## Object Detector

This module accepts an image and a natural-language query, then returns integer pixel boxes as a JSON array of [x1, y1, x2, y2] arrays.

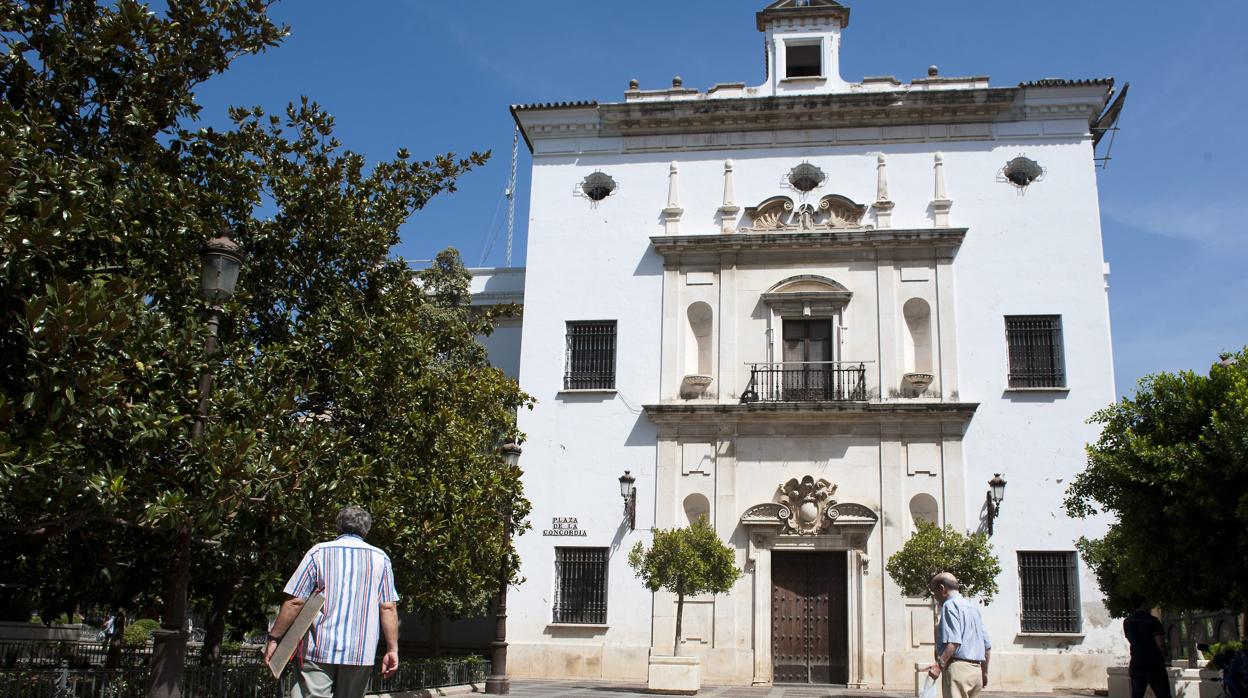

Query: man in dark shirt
[[1123, 595, 1171, 698]]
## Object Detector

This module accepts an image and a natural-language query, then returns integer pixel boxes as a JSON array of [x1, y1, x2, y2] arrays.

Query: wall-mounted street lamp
[[986, 473, 1007, 536], [486, 441, 522, 695], [619, 470, 637, 531]]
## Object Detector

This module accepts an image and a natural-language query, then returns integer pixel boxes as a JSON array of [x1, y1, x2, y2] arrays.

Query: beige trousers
[[942, 659, 984, 698], [289, 659, 373, 698]]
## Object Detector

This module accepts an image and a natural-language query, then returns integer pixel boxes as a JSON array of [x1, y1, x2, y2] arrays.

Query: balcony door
[[782, 319, 832, 400]]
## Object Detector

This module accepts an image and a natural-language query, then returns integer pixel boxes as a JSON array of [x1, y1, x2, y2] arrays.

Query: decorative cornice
[[649, 227, 967, 261], [510, 81, 1116, 154], [597, 88, 1020, 139], [756, 0, 850, 31], [643, 401, 979, 424]]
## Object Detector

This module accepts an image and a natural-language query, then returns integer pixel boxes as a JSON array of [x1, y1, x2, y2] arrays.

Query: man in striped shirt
[[264, 506, 400, 698]]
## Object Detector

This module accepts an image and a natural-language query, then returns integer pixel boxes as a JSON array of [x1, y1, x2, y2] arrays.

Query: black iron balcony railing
[[740, 361, 868, 403]]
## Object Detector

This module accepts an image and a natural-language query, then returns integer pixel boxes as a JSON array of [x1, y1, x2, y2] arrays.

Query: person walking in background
[[101, 611, 116, 643], [926, 572, 991, 698], [1124, 595, 1171, 698], [264, 506, 400, 698]]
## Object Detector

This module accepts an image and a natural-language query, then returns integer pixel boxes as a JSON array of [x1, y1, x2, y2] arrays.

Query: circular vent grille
[[787, 163, 826, 192], [1003, 156, 1044, 187], [581, 172, 616, 201]]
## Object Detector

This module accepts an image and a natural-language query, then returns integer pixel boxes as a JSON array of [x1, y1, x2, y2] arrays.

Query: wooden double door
[[771, 551, 849, 684]]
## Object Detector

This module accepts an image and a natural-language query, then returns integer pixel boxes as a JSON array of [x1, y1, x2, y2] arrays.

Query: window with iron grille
[[1005, 315, 1065, 388], [564, 321, 617, 390], [1018, 551, 1081, 633], [553, 547, 608, 624]]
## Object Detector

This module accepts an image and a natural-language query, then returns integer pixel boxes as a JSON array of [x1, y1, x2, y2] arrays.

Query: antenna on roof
[[1093, 82, 1128, 170], [505, 126, 519, 267]]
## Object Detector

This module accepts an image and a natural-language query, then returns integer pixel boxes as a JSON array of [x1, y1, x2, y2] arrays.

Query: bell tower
[[756, 0, 851, 95]]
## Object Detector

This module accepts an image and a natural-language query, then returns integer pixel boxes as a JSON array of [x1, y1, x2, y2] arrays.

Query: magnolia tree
[[885, 521, 1001, 602], [0, 0, 531, 675], [628, 516, 742, 657]]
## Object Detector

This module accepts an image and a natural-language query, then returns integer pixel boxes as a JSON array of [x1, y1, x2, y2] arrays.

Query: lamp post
[[485, 442, 522, 695], [619, 471, 636, 531], [149, 231, 243, 698], [985, 473, 1007, 537]]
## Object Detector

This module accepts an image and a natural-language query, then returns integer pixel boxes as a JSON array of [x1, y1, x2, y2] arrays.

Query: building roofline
[[511, 82, 1115, 151], [510, 101, 599, 152], [755, 0, 850, 31]]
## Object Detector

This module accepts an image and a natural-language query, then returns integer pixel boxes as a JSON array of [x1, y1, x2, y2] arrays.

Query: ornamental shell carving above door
[[778, 475, 839, 535]]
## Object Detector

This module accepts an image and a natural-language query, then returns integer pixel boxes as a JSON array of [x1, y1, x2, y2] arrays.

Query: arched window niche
[[908, 493, 939, 534], [760, 275, 853, 371], [680, 302, 714, 399], [901, 298, 934, 396], [683, 493, 711, 527], [761, 275, 853, 315]]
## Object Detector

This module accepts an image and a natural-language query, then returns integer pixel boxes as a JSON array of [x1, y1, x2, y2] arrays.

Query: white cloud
[[1102, 198, 1248, 246]]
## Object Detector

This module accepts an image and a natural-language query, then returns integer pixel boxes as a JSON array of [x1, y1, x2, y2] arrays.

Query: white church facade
[[472, 0, 1127, 689]]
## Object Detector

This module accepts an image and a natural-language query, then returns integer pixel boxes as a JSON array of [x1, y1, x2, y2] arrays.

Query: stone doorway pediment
[[740, 475, 879, 537]]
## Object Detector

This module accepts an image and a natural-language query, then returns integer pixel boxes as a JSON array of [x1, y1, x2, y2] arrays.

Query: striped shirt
[[284, 534, 399, 666]]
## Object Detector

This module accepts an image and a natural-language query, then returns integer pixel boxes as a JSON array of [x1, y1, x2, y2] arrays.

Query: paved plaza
[[505, 679, 1093, 698]]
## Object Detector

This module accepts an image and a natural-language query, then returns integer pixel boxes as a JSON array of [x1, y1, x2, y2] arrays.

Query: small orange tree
[[885, 521, 1001, 602], [628, 516, 742, 657]]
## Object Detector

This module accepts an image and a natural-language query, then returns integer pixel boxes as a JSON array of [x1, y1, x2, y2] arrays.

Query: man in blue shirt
[[926, 572, 991, 698]]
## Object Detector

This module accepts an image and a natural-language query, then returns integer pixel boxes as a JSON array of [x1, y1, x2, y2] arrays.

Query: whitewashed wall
[[505, 115, 1122, 686]]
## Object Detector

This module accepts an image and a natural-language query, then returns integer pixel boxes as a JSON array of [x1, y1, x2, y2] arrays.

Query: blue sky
[[191, 1, 1247, 398]]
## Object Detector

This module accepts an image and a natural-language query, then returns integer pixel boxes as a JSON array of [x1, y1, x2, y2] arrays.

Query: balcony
[[740, 361, 868, 403]]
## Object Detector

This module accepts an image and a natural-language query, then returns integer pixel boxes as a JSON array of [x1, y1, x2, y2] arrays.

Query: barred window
[[1018, 551, 1081, 633], [565, 321, 617, 390], [1005, 315, 1065, 388], [553, 547, 608, 624]]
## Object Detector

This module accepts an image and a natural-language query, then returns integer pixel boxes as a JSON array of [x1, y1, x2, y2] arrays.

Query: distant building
[[474, 0, 1125, 689]]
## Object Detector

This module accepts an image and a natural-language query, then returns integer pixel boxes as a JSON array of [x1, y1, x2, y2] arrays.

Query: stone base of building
[[1107, 666, 1221, 698], [509, 643, 1117, 691]]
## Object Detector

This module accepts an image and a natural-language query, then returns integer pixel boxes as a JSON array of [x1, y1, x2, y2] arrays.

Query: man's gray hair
[[336, 506, 372, 537]]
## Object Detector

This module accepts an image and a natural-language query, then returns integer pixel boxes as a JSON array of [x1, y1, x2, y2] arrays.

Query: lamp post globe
[[199, 232, 244, 304], [988, 473, 1007, 506], [619, 470, 636, 499], [501, 441, 522, 468]]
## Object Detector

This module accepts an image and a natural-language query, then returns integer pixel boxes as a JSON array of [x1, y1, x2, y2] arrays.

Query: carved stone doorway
[[771, 551, 848, 684]]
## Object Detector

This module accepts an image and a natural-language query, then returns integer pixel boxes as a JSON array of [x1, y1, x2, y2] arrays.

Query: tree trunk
[[1241, 595, 1247, 642], [199, 577, 236, 666], [1183, 610, 1199, 668], [673, 592, 684, 657], [148, 530, 191, 698], [429, 614, 442, 658]]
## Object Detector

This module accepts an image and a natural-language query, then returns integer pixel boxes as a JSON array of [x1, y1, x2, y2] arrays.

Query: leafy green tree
[[885, 521, 1001, 602], [628, 516, 742, 657], [1065, 348, 1248, 636], [1, 0, 532, 682]]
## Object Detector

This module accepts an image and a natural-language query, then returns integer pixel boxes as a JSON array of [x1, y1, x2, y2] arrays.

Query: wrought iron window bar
[[1005, 315, 1065, 388], [553, 547, 608, 624], [1018, 551, 1081, 633], [740, 361, 868, 403], [564, 320, 617, 390]]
